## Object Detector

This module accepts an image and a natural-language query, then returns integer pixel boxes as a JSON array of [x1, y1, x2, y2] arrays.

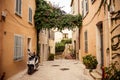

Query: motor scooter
[[27, 53, 39, 75]]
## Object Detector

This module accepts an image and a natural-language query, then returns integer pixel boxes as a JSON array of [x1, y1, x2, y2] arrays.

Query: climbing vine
[[34, 0, 82, 55]]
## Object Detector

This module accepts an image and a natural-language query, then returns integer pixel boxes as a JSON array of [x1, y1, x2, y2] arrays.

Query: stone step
[[90, 70, 102, 80]]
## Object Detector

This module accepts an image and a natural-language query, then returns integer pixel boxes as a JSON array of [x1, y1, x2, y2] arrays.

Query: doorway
[[96, 21, 104, 69]]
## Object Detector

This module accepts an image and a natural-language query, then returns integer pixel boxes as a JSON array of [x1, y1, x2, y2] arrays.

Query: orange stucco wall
[[78, 0, 120, 67], [111, 0, 120, 64], [0, 0, 36, 79], [77, 0, 110, 67]]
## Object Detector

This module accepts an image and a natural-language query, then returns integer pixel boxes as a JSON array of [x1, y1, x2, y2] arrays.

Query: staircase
[[90, 70, 102, 80]]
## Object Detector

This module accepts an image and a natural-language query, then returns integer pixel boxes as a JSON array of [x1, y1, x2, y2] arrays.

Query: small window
[[91, 0, 95, 4], [82, 0, 84, 17], [29, 8, 32, 23], [15, 0, 22, 16], [81, 0, 89, 17], [14, 35, 23, 60], [84, 31, 88, 53]]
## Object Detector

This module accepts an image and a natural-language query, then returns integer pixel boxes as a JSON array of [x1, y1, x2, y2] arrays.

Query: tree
[[34, 0, 82, 55]]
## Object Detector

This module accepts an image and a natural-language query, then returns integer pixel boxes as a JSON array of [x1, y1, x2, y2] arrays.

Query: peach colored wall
[[0, 0, 3, 76], [80, 0, 104, 56], [39, 30, 49, 62], [78, 0, 110, 67], [0, 0, 36, 79], [71, 0, 80, 57], [111, 0, 120, 65]]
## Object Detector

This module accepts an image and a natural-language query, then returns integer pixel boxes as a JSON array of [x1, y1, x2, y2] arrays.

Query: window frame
[[14, 34, 23, 61], [28, 7, 32, 24], [91, 0, 95, 4], [15, 0, 22, 17], [84, 31, 88, 53], [82, 0, 89, 18]]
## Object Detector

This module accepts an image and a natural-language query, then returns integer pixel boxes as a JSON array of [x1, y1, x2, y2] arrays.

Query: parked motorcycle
[[27, 52, 39, 75]]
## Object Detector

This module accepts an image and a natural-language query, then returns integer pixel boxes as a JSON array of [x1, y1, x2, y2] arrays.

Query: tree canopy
[[34, 0, 82, 32]]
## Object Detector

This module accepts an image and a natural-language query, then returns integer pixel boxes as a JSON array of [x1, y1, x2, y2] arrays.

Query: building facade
[[48, 30, 55, 54], [71, 0, 80, 60], [39, 29, 49, 64], [0, 0, 36, 79], [110, 0, 120, 64], [71, 0, 120, 73]]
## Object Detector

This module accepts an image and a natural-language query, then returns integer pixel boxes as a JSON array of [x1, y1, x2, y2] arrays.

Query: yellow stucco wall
[[0, 0, 36, 79]]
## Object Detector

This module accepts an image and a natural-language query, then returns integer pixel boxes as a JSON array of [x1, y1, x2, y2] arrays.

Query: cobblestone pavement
[[8, 59, 94, 80]]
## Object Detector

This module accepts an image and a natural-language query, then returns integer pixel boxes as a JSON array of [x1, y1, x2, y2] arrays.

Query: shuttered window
[[91, 0, 95, 4], [29, 8, 32, 23], [15, 0, 22, 16], [81, 0, 88, 17], [14, 35, 23, 60], [82, 0, 84, 17], [84, 31, 88, 53], [85, 0, 88, 12]]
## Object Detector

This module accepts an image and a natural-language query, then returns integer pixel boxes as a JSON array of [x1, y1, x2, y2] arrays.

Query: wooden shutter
[[14, 35, 23, 60], [29, 8, 32, 23], [84, 31, 88, 52], [15, 0, 21, 15], [82, 0, 84, 17], [19, 0, 21, 15]]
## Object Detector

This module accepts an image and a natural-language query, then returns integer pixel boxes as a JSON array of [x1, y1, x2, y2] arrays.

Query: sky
[[49, 0, 71, 13]]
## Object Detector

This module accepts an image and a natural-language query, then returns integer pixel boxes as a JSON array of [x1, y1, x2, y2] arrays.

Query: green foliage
[[104, 61, 120, 80], [83, 54, 98, 69], [34, 0, 82, 31], [55, 39, 72, 53], [48, 54, 54, 61], [55, 42, 65, 53], [34, 0, 82, 55], [61, 38, 72, 44]]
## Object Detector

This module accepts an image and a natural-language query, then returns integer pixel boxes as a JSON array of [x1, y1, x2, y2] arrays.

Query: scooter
[[27, 54, 39, 75]]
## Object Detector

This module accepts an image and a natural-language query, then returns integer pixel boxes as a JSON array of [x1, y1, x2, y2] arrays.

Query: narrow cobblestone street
[[8, 59, 94, 80]]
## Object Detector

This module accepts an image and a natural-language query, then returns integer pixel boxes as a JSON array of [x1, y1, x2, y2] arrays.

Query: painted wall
[[0, 0, 36, 79], [71, 0, 114, 69], [111, 0, 120, 65], [39, 29, 49, 63], [79, 0, 110, 68], [49, 30, 55, 54], [71, 0, 80, 59]]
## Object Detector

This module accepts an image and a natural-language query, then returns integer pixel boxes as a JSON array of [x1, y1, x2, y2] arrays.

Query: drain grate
[[60, 68, 69, 71], [52, 65, 60, 67], [74, 62, 78, 64]]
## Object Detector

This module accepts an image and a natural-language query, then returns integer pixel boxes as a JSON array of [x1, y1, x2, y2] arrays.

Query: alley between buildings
[[8, 59, 93, 80]]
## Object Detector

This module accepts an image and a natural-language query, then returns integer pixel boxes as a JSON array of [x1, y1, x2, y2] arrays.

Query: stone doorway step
[[90, 70, 102, 80]]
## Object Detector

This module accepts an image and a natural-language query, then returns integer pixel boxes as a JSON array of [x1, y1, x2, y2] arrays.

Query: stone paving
[[8, 59, 94, 80]]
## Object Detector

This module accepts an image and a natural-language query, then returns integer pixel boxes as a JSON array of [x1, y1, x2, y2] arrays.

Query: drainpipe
[[77, 0, 80, 60], [108, 0, 112, 64]]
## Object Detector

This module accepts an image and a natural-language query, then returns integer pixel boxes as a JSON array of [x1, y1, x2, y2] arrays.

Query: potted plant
[[83, 54, 98, 70], [48, 54, 54, 61]]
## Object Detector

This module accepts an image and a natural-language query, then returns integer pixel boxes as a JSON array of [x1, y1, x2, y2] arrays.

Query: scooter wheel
[[28, 66, 34, 75]]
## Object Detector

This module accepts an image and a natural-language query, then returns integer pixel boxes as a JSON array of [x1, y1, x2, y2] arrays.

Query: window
[[84, 31, 88, 53], [81, 0, 88, 17], [15, 0, 22, 16], [63, 33, 68, 39], [29, 7, 32, 23], [14, 35, 23, 60], [91, 0, 95, 4]]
